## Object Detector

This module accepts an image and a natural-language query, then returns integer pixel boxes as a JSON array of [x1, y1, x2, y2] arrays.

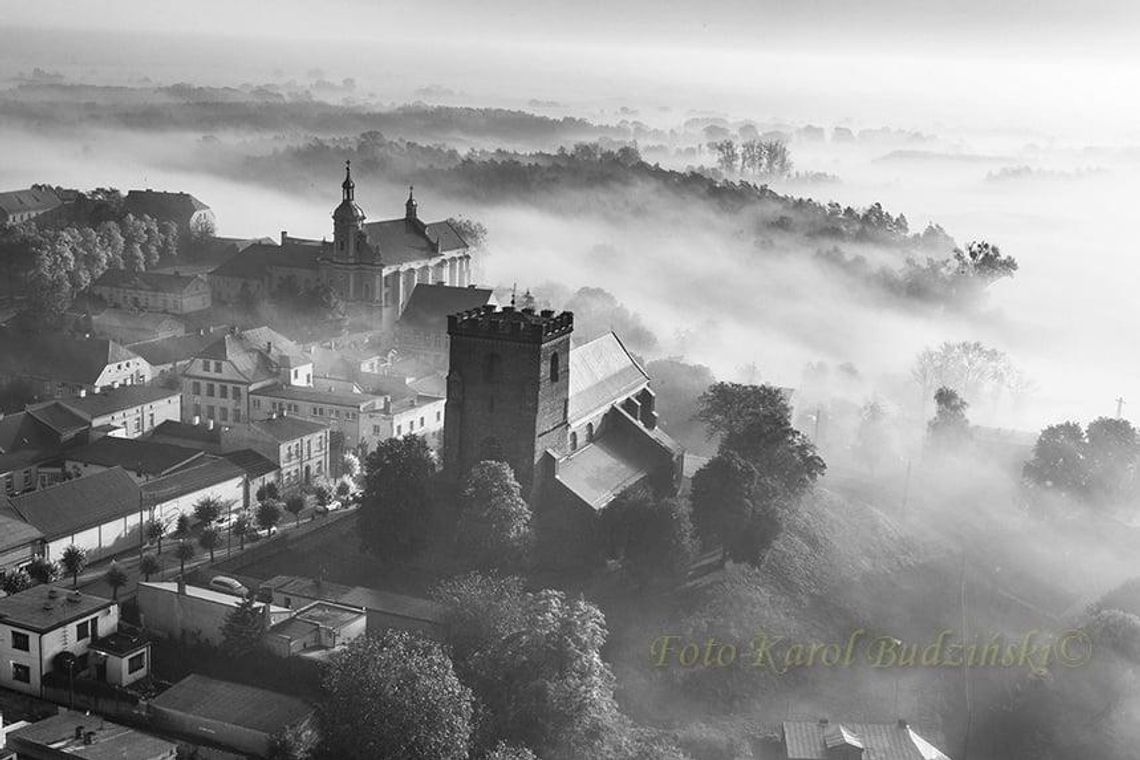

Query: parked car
[[215, 510, 247, 530], [208, 576, 249, 598], [315, 499, 342, 516]]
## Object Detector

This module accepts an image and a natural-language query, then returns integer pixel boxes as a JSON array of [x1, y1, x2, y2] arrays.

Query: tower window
[[570, 431, 578, 451], [549, 352, 560, 383], [587, 422, 595, 442]]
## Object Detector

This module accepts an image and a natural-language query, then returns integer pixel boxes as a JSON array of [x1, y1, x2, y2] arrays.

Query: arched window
[[586, 422, 595, 442], [484, 353, 501, 382], [549, 352, 560, 382], [570, 431, 578, 451]]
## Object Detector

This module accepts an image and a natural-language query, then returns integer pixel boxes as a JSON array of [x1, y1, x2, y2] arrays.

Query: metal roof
[[567, 331, 649, 423]]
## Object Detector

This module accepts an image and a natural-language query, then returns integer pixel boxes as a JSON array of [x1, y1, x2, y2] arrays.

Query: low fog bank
[[3, 109, 1137, 432]]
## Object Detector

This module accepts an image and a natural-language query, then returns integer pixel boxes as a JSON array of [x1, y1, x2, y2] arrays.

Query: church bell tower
[[332, 160, 366, 261]]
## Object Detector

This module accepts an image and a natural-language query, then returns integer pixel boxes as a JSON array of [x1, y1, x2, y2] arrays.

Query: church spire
[[405, 185, 417, 221], [342, 160, 355, 202]]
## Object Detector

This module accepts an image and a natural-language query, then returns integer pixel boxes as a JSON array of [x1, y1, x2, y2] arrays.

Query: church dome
[[333, 198, 366, 223], [333, 160, 366, 223]]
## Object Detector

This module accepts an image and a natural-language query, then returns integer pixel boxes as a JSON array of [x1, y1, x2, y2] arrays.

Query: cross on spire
[[342, 159, 354, 201]]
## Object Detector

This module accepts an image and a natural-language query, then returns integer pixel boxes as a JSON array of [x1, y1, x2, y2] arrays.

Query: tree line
[[707, 138, 793, 177]]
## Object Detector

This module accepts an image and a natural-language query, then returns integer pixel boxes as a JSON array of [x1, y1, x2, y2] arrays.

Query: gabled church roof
[[362, 217, 468, 266], [567, 332, 649, 423]]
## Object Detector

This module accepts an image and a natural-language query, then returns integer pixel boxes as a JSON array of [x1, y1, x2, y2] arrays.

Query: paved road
[[74, 503, 350, 600]]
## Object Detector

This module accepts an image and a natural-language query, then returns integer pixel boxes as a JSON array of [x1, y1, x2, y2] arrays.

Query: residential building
[[63, 437, 206, 483], [260, 575, 449, 640], [0, 585, 122, 697], [37, 384, 182, 439], [221, 449, 280, 508], [86, 307, 187, 345], [129, 328, 228, 382], [249, 384, 382, 453], [263, 601, 367, 659], [226, 415, 329, 488], [0, 331, 151, 398], [0, 187, 61, 225], [396, 282, 496, 366], [7, 710, 176, 760], [148, 416, 324, 491], [147, 674, 314, 758], [138, 581, 291, 648], [310, 339, 387, 381], [356, 377, 446, 454], [781, 719, 951, 760], [123, 189, 214, 235], [180, 326, 313, 426], [0, 508, 42, 573], [90, 270, 212, 315], [207, 165, 472, 333], [0, 410, 73, 496]]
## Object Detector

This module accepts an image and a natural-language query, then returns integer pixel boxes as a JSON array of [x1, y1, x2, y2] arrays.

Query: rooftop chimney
[[280, 230, 288, 245], [897, 719, 908, 730], [84, 731, 95, 745], [818, 718, 829, 726]]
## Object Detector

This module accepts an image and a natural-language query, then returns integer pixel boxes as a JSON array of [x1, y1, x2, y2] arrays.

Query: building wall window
[[201, 359, 209, 372], [12, 663, 30, 683], [77, 619, 91, 640], [233, 386, 242, 401], [206, 383, 215, 398], [192, 381, 201, 395], [127, 652, 146, 674], [234, 409, 242, 423], [214, 361, 223, 373], [220, 385, 228, 399], [11, 631, 29, 651], [550, 351, 560, 382], [570, 431, 578, 451]]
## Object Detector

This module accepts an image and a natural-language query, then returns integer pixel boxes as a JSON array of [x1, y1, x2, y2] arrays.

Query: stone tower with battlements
[[443, 304, 573, 500]]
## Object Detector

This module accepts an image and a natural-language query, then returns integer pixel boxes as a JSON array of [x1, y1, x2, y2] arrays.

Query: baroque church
[[208, 161, 472, 332]]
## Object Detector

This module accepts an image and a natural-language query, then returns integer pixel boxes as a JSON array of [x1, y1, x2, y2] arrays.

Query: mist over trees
[[0, 187, 186, 325], [1023, 416, 1138, 511], [691, 382, 825, 566]]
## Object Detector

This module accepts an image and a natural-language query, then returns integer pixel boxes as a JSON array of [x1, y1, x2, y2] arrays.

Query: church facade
[[208, 162, 472, 332]]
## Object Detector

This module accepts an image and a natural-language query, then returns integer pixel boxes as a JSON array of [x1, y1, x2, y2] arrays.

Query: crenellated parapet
[[447, 305, 574, 344]]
